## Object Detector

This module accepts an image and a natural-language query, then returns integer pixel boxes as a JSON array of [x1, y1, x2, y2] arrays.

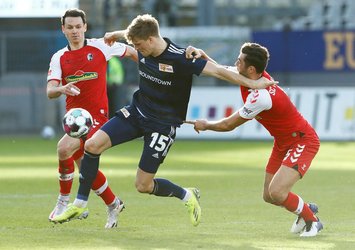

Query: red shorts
[[265, 127, 320, 177], [72, 112, 108, 160]]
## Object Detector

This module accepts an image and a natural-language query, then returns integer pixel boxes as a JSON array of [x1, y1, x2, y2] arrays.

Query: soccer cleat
[[51, 203, 89, 224], [185, 188, 201, 226], [48, 196, 69, 221], [290, 203, 318, 234], [300, 218, 323, 237], [105, 201, 125, 229]]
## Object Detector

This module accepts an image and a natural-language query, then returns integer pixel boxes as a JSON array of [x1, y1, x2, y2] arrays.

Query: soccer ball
[[62, 108, 93, 139]]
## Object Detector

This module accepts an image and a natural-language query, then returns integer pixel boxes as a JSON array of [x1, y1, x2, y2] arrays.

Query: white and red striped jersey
[[239, 72, 311, 139], [47, 38, 127, 116]]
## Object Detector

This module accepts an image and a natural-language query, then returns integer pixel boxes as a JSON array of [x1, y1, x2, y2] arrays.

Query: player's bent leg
[[49, 135, 80, 221], [136, 168, 201, 226], [268, 166, 300, 205], [92, 170, 124, 228]]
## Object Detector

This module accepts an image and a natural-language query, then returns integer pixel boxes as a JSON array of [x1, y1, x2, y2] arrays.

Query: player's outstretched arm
[[186, 46, 277, 89], [184, 112, 248, 133], [202, 61, 277, 89]]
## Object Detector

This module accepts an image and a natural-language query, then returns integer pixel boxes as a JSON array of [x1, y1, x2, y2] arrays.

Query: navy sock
[[77, 151, 100, 201], [150, 178, 186, 199]]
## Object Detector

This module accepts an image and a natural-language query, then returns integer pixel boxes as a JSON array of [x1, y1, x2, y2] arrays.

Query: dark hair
[[126, 14, 159, 43], [240, 43, 269, 74], [61, 8, 86, 26]]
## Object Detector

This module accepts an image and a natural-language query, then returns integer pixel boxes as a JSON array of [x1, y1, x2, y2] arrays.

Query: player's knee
[[135, 181, 151, 194], [84, 138, 101, 154], [57, 141, 73, 158], [263, 192, 273, 204], [268, 186, 285, 204]]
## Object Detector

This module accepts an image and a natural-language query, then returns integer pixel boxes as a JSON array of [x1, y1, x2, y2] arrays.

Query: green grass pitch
[[0, 137, 354, 249]]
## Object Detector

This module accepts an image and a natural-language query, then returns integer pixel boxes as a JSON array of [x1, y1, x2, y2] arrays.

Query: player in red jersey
[[185, 42, 323, 237], [46, 8, 137, 228]]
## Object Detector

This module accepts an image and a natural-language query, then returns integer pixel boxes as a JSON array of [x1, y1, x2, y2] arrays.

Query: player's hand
[[184, 119, 208, 133], [63, 82, 80, 96], [104, 31, 118, 46], [252, 77, 279, 89], [185, 46, 201, 62], [104, 30, 127, 46]]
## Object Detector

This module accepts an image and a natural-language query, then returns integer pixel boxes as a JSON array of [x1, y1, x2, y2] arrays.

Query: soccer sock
[[58, 158, 75, 195], [107, 197, 120, 210], [300, 203, 318, 222], [182, 188, 192, 202], [77, 151, 100, 201], [150, 178, 186, 199], [91, 169, 116, 205], [282, 192, 317, 222], [73, 198, 88, 208]]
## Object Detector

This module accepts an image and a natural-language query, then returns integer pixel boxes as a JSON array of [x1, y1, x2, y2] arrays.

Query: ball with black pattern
[[62, 108, 93, 138]]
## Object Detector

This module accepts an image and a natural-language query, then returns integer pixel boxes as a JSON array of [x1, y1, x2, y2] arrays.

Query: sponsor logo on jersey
[[139, 70, 172, 86], [140, 58, 145, 64], [87, 53, 94, 61], [268, 86, 276, 95], [120, 107, 130, 118], [65, 70, 98, 83], [159, 63, 174, 73]]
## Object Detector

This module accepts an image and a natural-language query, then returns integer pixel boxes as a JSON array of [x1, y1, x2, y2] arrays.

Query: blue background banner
[[252, 30, 355, 72]]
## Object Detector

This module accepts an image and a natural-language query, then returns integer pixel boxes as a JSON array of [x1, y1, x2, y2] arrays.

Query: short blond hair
[[125, 14, 159, 43]]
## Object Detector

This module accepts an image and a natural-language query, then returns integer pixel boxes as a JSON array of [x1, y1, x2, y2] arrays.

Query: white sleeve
[[238, 89, 272, 119], [47, 50, 64, 82], [88, 38, 127, 61]]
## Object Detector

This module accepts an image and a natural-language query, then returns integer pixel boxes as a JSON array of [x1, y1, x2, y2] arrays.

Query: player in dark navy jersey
[[53, 14, 276, 227], [133, 37, 207, 126]]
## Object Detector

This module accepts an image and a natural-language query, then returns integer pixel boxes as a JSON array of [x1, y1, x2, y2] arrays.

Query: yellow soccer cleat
[[51, 203, 89, 224], [185, 188, 201, 226]]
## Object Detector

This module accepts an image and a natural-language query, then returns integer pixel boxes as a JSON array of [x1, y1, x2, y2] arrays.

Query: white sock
[[73, 198, 88, 208], [182, 188, 192, 202], [58, 194, 70, 202], [108, 197, 120, 209]]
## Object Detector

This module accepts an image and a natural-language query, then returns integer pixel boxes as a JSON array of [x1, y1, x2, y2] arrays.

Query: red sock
[[282, 192, 317, 222], [91, 169, 116, 205], [300, 203, 317, 222], [58, 158, 75, 195]]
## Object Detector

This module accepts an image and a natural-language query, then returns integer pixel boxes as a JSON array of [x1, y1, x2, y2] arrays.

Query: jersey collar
[[67, 39, 87, 51]]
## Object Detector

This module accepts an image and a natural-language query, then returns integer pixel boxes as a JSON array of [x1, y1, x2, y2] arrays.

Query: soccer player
[[46, 8, 138, 228], [52, 14, 276, 227], [184, 43, 323, 237]]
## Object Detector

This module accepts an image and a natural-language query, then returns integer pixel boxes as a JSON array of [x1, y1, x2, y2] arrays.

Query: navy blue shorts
[[100, 105, 176, 174]]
